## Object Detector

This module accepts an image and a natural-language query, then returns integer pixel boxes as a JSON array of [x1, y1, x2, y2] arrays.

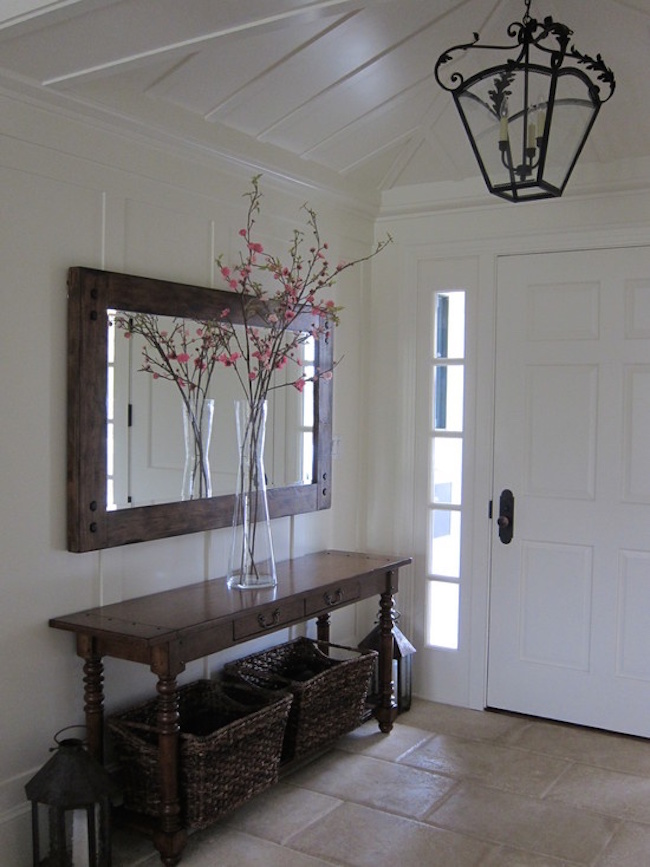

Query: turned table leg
[[376, 573, 399, 734], [77, 635, 104, 762], [152, 673, 187, 866], [316, 612, 330, 646]]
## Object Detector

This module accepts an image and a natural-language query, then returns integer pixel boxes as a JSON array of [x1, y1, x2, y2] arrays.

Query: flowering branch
[[115, 312, 230, 498], [215, 174, 391, 406]]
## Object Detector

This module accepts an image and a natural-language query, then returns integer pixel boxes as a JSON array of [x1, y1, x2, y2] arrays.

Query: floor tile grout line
[[539, 759, 579, 800], [113, 700, 650, 866]]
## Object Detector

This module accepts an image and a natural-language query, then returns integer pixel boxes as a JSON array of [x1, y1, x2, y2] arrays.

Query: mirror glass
[[107, 311, 315, 509], [67, 267, 332, 552]]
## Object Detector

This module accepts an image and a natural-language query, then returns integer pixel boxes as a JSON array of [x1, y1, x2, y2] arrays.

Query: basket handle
[[116, 719, 162, 735], [312, 638, 376, 657]]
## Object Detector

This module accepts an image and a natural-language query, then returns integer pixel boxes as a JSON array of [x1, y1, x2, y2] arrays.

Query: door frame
[[403, 223, 650, 712]]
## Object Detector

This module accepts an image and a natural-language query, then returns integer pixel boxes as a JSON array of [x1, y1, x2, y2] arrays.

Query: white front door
[[487, 246, 650, 736]]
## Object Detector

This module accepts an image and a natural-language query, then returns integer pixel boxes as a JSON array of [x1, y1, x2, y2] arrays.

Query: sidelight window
[[427, 291, 465, 649]]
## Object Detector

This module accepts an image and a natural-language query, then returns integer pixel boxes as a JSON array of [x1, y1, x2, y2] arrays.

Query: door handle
[[498, 489, 514, 544]]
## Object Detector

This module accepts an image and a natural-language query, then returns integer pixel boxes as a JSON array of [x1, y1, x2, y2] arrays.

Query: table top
[[49, 550, 411, 646]]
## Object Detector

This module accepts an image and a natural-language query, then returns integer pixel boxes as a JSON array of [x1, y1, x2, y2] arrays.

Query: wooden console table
[[49, 550, 412, 866]]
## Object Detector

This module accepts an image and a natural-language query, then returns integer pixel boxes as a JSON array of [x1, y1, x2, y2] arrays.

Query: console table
[[49, 550, 412, 865]]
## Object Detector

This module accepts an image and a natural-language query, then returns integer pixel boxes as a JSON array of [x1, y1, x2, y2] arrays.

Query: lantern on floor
[[360, 611, 416, 714], [25, 728, 120, 867]]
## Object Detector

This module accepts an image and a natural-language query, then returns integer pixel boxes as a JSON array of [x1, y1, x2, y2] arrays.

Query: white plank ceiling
[[0, 0, 648, 200]]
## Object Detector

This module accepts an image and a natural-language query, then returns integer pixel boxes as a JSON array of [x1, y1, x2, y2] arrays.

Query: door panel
[[488, 247, 650, 736]]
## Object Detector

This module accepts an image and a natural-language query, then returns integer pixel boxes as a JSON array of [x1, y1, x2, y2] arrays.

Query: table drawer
[[305, 582, 360, 616], [233, 599, 304, 641]]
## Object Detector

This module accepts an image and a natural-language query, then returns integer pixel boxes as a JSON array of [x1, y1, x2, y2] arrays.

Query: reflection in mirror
[[67, 267, 333, 552], [106, 311, 314, 510]]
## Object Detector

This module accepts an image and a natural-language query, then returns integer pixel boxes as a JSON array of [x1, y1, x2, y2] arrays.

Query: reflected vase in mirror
[[227, 400, 277, 589], [181, 398, 214, 500]]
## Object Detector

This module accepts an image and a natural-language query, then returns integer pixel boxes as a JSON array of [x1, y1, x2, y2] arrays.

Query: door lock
[[497, 489, 514, 544]]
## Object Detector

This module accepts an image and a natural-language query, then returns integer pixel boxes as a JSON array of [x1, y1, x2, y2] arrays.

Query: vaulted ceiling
[[1, 0, 648, 202]]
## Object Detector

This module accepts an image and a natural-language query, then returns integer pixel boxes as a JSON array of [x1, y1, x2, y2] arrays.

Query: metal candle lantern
[[434, 0, 615, 202], [360, 612, 416, 714], [25, 728, 119, 867]]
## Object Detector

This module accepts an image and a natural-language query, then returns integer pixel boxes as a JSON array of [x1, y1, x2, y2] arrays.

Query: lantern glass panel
[[544, 76, 598, 190]]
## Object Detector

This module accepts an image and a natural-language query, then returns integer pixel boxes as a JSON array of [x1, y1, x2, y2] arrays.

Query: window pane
[[446, 293, 466, 358], [107, 311, 116, 364], [106, 422, 114, 477], [302, 431, 313, 483], [106, 365, 114, 419], [302, 378, 314, 427], [430, 437, 463, 505], [427, 581, 460, 649], [433, 365, 464, 431], [434, 292, 465, 359], [429, 509, 461, 578], [434, 294, 449, 358], [106, 478, 116, 512], [303, 334, 315, 363]]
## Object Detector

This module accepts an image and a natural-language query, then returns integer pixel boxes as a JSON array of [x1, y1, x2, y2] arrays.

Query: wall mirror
[[67, 267, 333, 552]]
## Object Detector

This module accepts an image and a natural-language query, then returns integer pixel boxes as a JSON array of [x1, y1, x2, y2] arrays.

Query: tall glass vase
[[227, 399, 277, 589], [181, 398, 214, 500]]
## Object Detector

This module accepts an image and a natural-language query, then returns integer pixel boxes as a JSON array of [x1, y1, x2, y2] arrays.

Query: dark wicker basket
[[107, 679, 292, 830], [224, 637, 377, 761]]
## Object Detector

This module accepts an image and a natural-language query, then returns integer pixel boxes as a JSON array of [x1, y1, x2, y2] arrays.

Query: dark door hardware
[[498, 488, 514, 544]]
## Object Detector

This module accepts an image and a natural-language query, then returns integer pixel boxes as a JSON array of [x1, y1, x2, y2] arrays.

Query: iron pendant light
[[435, 0, 615, 201]]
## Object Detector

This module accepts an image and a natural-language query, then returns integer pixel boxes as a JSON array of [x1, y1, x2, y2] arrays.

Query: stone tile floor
[[113, 698, 650, 866]]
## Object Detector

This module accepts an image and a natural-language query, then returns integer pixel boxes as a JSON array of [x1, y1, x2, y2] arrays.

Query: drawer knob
[[324, 589, 343, 606], [257, 608, 281, 629]]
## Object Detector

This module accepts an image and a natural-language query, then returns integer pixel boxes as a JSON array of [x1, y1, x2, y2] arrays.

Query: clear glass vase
[[227, 399, 277, 589], [181, 398, 214, 500]]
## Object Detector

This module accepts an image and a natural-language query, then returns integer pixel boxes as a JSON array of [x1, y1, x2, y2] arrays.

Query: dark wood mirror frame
[[67, 266, 333, 552]]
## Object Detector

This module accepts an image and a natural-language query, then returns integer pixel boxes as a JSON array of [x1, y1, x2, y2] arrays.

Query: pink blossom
[[320, 371, 333, 381], [268, 313, 279, 325], [249, 371, 257, 381], [248, 242, 264, 254], [176, 353, 190, 364], [217, 351, 240, 367], [293, 378, 306, 393], [275, 356, 288, 370], [239, 228, 247, 237], [285, 310, 296, 321], [220, 266, 231, 279]]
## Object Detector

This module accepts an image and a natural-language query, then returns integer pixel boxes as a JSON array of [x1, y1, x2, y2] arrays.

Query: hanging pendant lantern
[[25, 728, 120, 867], [435, 0, 615, 202]]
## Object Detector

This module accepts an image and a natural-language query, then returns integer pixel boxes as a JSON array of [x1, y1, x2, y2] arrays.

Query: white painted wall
[[0, 90, 376, 861], [3, 77, 650, 864]]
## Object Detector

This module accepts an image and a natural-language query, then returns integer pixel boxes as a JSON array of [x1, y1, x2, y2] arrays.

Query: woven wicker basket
[[108, 679, 292, 830], [224, 637, 377, 761]]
